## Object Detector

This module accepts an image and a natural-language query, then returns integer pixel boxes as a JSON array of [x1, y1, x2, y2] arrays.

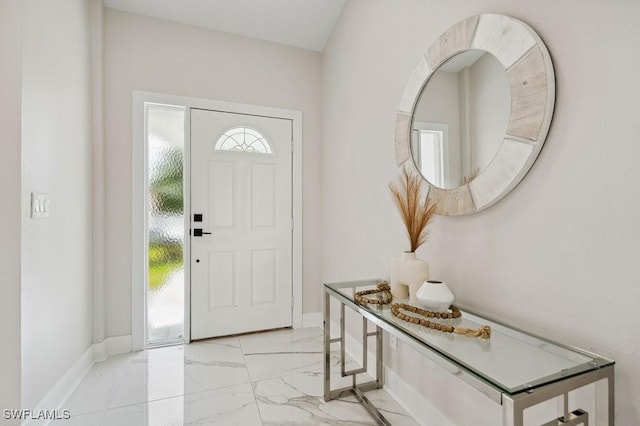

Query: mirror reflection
[[411, 50, 510, 189]]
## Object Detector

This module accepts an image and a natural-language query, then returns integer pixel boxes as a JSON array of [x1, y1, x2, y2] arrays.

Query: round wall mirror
[[412, 49, 510, 189], [395, 14, 555, 215]]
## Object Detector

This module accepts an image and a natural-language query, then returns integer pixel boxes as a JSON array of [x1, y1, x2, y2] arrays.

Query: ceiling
[[104, 0, 346, 52]]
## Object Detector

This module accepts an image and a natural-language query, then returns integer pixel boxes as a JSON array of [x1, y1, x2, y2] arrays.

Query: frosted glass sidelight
[[147, 104, 185, 345]]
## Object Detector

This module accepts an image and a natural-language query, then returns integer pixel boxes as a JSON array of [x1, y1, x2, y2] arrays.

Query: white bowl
[[416, 280, 454, 312]]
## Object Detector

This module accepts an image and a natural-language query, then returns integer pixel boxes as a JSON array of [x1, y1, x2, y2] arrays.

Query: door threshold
[[146, 338, 186, 350], [190, 326, 292, 343]]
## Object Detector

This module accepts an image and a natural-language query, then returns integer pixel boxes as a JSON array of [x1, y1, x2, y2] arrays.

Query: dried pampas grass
[[389, 166, 436, 253]]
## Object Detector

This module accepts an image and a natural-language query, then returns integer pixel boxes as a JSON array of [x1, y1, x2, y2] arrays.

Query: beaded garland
[[354, 282, 393, 305], [391, 303, 492, 339]]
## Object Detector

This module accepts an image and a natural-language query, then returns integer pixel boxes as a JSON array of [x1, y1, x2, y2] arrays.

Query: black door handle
[[193, 228, 212, 237]]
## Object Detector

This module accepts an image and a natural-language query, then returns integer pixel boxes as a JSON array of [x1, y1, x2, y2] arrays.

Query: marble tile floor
[[53, 327, 419, 425]]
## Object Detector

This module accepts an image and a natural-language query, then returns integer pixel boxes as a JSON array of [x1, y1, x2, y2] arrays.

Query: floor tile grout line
[[239, 334, 267, 425], [91, 341, 250, 416], [241, 329, 356, 424], [73, 381, 259, 422], [59, 328, 417, 425], [103, 353, 138, 413]]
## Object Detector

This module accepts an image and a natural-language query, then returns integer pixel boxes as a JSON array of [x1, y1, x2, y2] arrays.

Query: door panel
[[210, 162, 235, 229], [208, 251, 236, 309], [251, 164, 276, 228], [190, 108, 292, 339], [251, 249, 277, 305]]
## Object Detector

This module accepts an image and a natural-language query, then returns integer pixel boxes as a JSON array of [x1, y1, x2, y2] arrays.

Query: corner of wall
[[0, 0, 22, 417], [89, 0, 107, 346], [30, 335, 133, 425]]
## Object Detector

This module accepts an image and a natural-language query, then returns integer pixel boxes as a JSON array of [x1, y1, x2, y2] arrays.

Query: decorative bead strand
[[392, 303, 462, 319], [354, 282, 393, 305], [391, 303, 491, 339]]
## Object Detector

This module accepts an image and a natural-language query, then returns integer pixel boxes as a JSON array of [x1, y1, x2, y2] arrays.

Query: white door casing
[[190, 108, 293, 339], [132, 91, 303, 350]]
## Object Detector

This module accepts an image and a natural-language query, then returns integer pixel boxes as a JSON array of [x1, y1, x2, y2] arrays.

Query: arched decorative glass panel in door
[[214, 126, 273, 154]]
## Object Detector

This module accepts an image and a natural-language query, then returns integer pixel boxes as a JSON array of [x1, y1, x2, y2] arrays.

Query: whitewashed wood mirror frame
[[395, 14, 555, 216]]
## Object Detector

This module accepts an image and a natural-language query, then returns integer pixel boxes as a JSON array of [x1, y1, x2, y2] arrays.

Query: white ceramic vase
[[390, 252, 429, 303], [416, 280, 454, 312]]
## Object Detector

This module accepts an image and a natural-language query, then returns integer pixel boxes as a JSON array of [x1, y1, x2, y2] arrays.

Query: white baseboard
[[383, 365, 452, 425], [28, 335, 132, 426], [93, 335, 132, 362], [28, 345, 95, 425], [302, 312, 322, 328]]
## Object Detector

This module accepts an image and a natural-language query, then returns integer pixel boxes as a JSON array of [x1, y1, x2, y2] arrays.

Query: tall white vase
[[390, 252, 429, 303]]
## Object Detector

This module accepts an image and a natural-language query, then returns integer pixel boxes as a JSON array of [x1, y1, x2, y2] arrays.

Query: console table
[[323, 279, 615, 426]]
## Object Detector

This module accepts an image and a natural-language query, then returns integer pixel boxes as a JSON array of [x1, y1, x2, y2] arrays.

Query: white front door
[[190, 108, 293, 339]]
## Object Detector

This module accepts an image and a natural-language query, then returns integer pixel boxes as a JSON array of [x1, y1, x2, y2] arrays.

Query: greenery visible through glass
[[147, 104, 185, 344], [149, 145, 182, 290]]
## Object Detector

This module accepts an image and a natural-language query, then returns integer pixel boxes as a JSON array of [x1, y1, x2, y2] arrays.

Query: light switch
[[31, 193, 49, 218]]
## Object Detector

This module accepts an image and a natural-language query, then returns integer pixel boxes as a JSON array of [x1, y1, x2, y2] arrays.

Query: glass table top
[[325, 279, 614, 395]]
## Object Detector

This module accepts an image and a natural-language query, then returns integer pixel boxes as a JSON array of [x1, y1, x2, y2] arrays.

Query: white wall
[[104, 9, 323, 337], [0, 0, 23, 419], [21, 0, 94, 409], [322, 0, 640, 424]]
